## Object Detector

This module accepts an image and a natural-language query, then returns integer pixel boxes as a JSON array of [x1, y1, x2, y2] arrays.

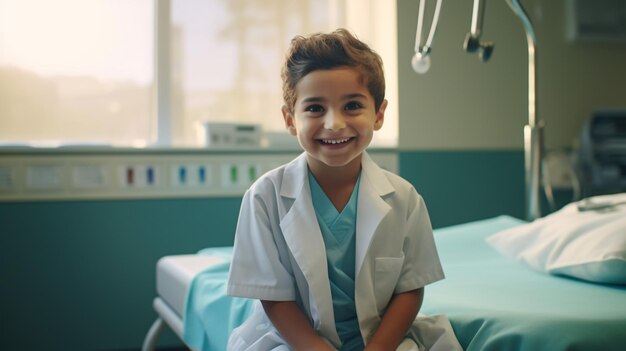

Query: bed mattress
[[156, 254, 228, 317], [421, 215, 626, 351]]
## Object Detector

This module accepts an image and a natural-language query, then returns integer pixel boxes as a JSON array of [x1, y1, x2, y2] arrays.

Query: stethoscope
[[412, 0, 494, 74], [411, 0, 443, 74]]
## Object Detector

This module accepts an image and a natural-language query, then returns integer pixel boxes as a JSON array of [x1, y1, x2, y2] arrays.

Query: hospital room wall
[[396, 0, 626, 151], [0, 151, 525, 351], [0, 198, 243, 350], [396, 0, 626, 226]]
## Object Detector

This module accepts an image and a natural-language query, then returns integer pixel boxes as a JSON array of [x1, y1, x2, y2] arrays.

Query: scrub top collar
[[280, 151, 395, 201]]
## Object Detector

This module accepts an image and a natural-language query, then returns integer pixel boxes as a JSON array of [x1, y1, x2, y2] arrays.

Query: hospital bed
[[142, 194, 626, 351], [142, 255, 219, 351]]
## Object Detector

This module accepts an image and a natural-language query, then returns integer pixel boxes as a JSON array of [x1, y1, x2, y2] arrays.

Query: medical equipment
[[463, 0, 494, 62], [577, 197, 626, 212], [411, 0, 443, 74], [203, 122, 262, 148], [578, 110, 626, 197], [507, 0, 543, 221], [412, 0, 544, 220], [541, 150, 581, 212]]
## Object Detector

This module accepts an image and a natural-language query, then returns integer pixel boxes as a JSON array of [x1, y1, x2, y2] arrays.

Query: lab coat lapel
[[278, 153, 339, 345], [355, 152, 394, 276]]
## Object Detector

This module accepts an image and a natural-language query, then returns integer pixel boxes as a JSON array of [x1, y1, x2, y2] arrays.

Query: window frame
[[154, 0, 398, 148]]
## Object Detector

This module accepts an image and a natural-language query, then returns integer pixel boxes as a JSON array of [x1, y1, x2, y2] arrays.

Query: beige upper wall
[[397, 0, 626, 150]]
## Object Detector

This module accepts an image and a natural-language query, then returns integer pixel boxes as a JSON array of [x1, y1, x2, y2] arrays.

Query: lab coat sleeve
[[395, 190, 445, 293], [227, 185, 297, 301]]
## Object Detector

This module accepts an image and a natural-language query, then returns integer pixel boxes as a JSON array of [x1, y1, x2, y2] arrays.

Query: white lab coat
[[227, 152, 461, 351]]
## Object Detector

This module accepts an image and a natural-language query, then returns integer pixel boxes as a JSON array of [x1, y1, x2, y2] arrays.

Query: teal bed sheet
[[183, 216, 626, 351], [421, 215, 626, 351], [183, 247, 255, 351]]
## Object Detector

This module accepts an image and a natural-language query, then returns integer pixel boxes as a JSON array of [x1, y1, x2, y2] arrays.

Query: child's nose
[[324, 111, 346, 131]]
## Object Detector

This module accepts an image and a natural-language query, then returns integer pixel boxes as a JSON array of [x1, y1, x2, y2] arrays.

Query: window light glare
[[0, 0, 153, 85]]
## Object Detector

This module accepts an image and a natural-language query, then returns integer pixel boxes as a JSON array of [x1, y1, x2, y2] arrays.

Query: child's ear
[[374, 99, 387, 131], [282, 106, 297, 136]]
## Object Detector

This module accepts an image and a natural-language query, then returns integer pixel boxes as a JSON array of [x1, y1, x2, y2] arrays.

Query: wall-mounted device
[[203, 122, 261, 148], [579, 110, 626, 197], [566, 0, 626, 43]]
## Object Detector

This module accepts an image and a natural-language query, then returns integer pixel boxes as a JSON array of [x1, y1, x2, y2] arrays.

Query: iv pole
[[414, 0, 543, 220], [506, 0, 542, 221]]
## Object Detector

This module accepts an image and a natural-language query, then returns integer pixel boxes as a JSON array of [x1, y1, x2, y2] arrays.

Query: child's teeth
[[325, 138, 349, 144]]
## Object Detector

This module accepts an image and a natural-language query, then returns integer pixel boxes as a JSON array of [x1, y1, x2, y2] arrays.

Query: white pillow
[[486, 193, 626, 285]]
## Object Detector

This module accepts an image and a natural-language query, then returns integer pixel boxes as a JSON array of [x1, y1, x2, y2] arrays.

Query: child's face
[[282, 67, 386, 172]]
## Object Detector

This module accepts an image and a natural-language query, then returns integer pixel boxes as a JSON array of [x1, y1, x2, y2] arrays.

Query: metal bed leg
[[142, 317, 166, 351]]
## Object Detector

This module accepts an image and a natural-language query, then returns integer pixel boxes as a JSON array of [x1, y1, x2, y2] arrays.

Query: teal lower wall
[[400, 150, 525, 227], [0, 150, 526, 350], [0, 198, 242, 350]]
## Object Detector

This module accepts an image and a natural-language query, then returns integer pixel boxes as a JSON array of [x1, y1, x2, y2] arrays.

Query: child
[[227, 29, 460, 351]]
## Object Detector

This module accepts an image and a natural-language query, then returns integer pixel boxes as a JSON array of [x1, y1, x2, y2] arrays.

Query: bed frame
[[142, 255, 224, 351]]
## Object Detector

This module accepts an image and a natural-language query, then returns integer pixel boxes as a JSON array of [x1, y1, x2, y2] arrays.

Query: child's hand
[[262, 300, 338, 351], [296, 338, 336, 351], [364, 337, 420, 351], [363, 343, 386, 351]]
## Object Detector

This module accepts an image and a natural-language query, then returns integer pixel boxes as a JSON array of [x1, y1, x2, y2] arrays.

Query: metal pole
[[507, 0, 542, 220]]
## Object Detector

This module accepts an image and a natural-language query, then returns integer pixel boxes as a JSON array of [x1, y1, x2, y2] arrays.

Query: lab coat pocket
[[374, 257, 404, 307]]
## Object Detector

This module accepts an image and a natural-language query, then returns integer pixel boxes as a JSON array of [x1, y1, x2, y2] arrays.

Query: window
[[0, 0, 154, 147], [0, 0, 397, 148]]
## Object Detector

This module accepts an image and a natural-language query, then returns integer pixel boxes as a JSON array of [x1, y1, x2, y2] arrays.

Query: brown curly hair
[[281, 28, 385, 114]]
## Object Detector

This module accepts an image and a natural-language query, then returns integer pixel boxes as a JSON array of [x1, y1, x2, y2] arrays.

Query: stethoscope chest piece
[[412, 0, 442, 74]]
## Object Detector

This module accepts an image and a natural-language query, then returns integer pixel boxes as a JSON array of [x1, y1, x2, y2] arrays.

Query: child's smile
[[283, 67, 386, 175], [318, 136, 354, 146]]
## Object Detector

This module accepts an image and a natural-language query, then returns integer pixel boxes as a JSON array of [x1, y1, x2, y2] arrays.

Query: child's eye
[[345, 101, 363, 111], [305, 104, 325, 113]]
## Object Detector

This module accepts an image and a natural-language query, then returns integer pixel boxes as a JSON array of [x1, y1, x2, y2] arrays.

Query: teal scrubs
[[309, 171, 365, 351]]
